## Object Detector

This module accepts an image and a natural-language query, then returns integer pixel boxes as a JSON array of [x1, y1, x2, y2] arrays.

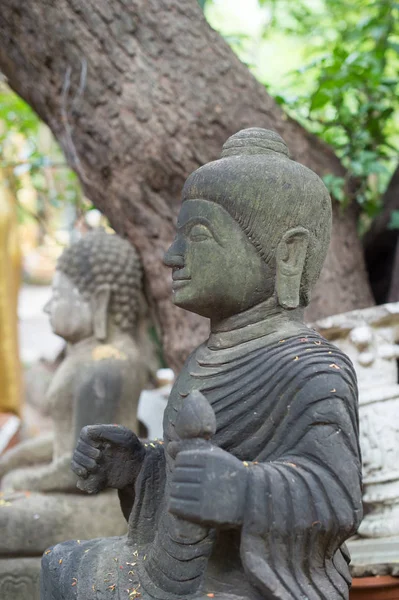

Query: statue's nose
[[164, 241, 185, 268]]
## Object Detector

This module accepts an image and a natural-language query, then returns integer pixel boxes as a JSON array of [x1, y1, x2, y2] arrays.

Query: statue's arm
[[2, 361, 126, 493], [169, 369, 362, 537], [222, 369, 362, 600], [239, 369, 363, 553], [70, 360, 147, 497], [73, 359, 125, 439], [71, 360, 167, 518], [1, 452, 77, 492], [118, 441, 166, 521], [0, 432, 54, 480], [72, 426, 165, 521]]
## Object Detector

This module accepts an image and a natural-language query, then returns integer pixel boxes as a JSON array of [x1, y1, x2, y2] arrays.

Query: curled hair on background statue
[[57, 228, 143, 332]]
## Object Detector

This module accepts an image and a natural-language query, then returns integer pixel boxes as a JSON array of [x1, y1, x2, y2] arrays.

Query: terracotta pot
[[350, 576, 399, 599]]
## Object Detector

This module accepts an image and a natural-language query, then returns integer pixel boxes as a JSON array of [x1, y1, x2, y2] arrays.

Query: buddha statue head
[[164, 128, 332, 321], [44, 229, 143, 343]]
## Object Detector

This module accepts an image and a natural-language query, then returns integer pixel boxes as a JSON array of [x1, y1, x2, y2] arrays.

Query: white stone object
[[314, 302, 399, 538]]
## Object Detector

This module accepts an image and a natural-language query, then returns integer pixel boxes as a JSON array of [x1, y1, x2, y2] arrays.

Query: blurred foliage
[[0, 82, 88, 233], [203, 0, 399, 230]]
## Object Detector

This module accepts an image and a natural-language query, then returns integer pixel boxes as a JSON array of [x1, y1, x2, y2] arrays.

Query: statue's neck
[[66, 322, 124, 352], [208, 298, 308, 350]]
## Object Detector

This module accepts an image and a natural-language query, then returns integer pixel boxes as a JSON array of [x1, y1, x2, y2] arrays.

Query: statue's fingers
[[85, 424, 136, 447], [173, 466, 203, 484], [170, 480, 202, 502], [76, 473, 104, 494], [174, 449, 207, 470], [71, 458, 88, 479], [75, 438, 101, 460], [95, 426, 137, 446], [79, 425, 102, 448], [73, 449, 98, 472], [168, 492, 201, 521], [76, 477, 93, 493]]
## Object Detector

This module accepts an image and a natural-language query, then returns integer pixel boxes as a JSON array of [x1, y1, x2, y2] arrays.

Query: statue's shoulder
[[271, 332, 357, 384], [90, 343, 131, 363]]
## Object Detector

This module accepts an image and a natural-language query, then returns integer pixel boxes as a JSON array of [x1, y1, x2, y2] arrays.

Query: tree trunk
[[0, 0, 374, 371], [364, 165, 399, 304]]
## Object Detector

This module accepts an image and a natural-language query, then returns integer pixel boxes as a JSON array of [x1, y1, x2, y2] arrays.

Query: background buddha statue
[[42, 129, 362, 600], [0, 228, 154, 600]]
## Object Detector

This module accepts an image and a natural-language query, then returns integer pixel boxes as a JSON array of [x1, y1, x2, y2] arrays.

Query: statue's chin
[[172, 282, 192, 306], [172, 293, 197, 313], [172, 290, 212, 319]]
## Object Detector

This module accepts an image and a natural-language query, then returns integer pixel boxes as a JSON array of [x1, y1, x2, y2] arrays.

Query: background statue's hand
[[1, 455, 75, 493], [0, 432, 54, 480], [169, 445, 248, 528], [0, 454, 13, 480], [1, 467, 26, 491], [71, 424, 146, 494]]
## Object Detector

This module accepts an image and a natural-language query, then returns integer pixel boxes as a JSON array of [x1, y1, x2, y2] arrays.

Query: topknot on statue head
[[56, 228, 143, 332], [182, 127, 332, 306], [221, 127, 290, 159]]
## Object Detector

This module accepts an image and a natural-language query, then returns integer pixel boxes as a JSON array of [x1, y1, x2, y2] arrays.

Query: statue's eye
[[189, 224, 212, 242]]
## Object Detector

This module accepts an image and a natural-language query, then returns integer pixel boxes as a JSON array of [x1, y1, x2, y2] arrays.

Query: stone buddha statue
[[0, 229, 153, 599], [41, 129, 362, 600]]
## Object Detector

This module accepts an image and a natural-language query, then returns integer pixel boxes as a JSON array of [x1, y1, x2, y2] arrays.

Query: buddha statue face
[[44, 270, 93, 343], [165, 128, 332, 322], [46, 229, 144, 342], [164, 199, 274, 320]]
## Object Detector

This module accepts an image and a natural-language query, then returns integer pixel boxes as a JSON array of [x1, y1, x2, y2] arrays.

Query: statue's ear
[[92, 285, 111, 341], [275, 227, 309, 309]]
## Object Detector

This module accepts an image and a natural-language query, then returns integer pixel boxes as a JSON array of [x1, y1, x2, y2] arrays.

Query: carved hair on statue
[[57, 228, 143, 332], [182, 127, 332, 306], [221, 127, 290, 158]]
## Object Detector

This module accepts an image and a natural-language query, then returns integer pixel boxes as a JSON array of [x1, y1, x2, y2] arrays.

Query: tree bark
[[364, 165, 399, 304], [0, 0, 374, 370]]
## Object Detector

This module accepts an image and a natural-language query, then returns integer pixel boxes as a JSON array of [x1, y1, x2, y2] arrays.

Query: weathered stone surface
[[41, 129, 362, 600]]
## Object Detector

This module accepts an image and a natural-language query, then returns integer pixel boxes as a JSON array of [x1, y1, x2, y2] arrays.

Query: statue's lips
[[172, 277, 191, 289], [172, 268, 191, 289]]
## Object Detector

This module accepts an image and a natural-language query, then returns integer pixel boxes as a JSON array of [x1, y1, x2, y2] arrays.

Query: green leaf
[[310, 89, 331, 111], [274, 94, 288, 106], [322, 174, 346, 203]]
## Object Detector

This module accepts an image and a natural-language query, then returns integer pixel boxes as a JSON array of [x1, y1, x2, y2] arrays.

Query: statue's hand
[[0, 454, 13, 480], [169, 444, 248, 528], [71, 424, 146, 494]]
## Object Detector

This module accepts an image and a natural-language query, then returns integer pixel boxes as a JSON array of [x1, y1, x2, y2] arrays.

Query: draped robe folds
[[41, 323, 362, 600]]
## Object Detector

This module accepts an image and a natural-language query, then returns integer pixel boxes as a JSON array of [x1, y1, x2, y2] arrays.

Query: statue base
[[1, 489, 128, 600], [1, 489, 127, 556], [0, 557, 41, 600], [348, 536, 399, 578], [41, 534, 261, 600]]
